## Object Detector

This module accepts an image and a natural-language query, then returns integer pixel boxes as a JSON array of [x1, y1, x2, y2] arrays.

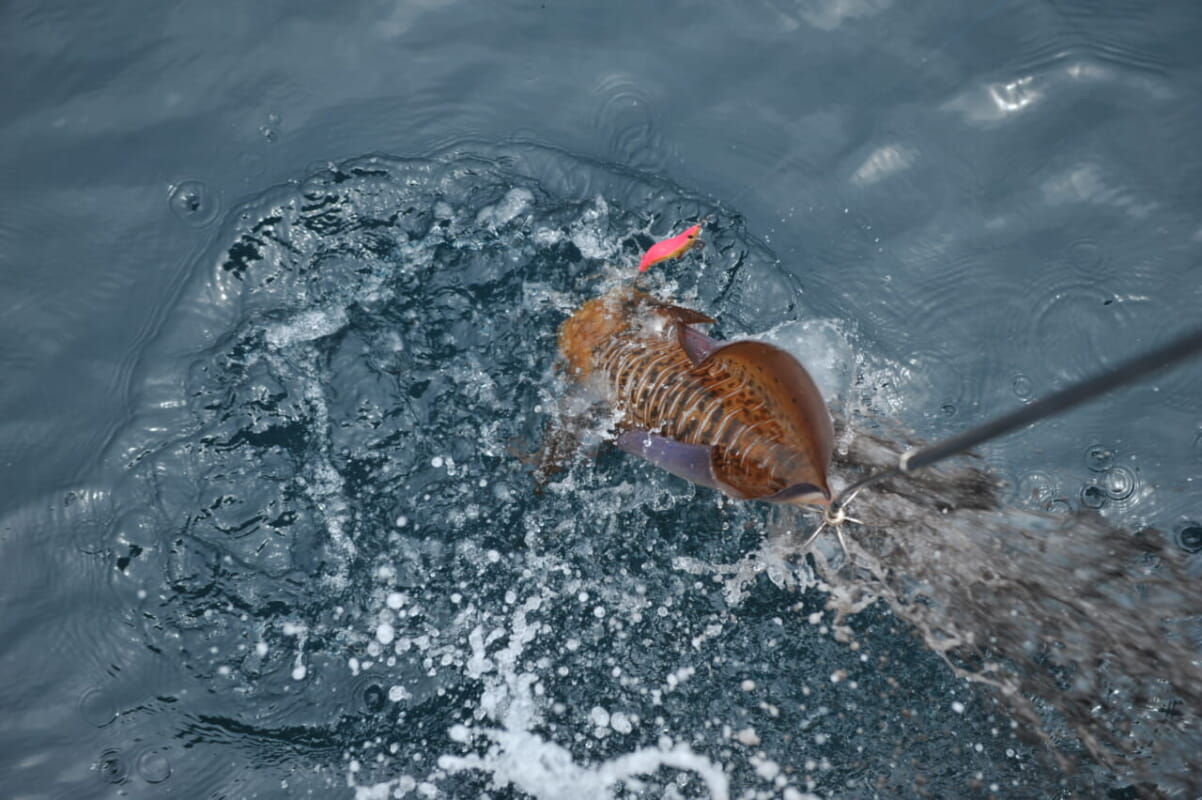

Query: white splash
[[476, 187, 534, 228], [439, 732, 730, 800], [265, 307, 349, 349], [350, 588, 733, 800]]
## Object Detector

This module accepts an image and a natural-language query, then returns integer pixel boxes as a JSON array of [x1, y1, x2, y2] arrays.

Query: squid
[[553, 226, 834, 505]]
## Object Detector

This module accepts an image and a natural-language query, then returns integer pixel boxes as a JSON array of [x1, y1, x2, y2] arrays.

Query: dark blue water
[[3, 2, 1201, 798]]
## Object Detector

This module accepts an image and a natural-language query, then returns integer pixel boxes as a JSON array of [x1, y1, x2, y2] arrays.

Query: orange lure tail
[[637, 224, 702, 272]]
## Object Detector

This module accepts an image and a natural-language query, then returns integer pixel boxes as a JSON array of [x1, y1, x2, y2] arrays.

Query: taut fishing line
[[814, 324, 1202, 548]]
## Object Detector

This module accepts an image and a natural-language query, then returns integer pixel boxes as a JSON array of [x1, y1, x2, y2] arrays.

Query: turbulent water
[[805, 432, 1202, 795], [6, 144, 1199, 798]]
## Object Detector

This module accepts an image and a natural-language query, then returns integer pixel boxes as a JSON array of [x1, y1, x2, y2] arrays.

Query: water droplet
[[1177, 524, 1202, 554], [97, 748, 129, 784], [361, 682, 386, 713], [260, 112, 281, 143], [1194, 431, 1202, 462], [1018, 471, 1056, 505], [650, 487, 675, 512], [1084, 445, 1113, 472], [1080, 484, 1107, 509], [1012, 374, 1032, 400], [1102, 465, 1136, 501], [168, 180, 219, 227], [78, 687, 117, 727], [940, 404, 956, 417], [1043, 497, 1072, 515], [136, 750, 172, 784]]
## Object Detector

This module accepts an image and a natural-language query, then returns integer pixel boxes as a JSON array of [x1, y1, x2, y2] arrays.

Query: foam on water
[[430, 595, 731, 800], [265, 307, 350, 349]]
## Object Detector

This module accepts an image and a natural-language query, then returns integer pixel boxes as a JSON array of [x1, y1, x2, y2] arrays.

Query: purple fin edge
[[616, 430, 721, 491], [677, 325, 720, 365]]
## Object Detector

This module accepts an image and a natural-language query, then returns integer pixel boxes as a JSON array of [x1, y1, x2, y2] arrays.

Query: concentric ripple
[[135, 749, 173, 784], [95, 747, 129, 785], [591, 73, 669, 171], [168, 180, 221, 227]]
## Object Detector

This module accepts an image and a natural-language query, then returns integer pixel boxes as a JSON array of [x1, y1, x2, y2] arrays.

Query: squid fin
[[677, 325, 720, 365], [647, 301, 718, 364], [616, 430, 722, 491], [651, 302, 715, 326], [765, 481, 831, 505]]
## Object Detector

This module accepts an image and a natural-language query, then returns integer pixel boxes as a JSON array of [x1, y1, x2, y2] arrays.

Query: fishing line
[[827, 324, 1202, 519]]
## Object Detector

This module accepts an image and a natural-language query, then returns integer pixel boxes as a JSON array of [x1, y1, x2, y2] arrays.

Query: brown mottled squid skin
[[557, 286, 834, 505]]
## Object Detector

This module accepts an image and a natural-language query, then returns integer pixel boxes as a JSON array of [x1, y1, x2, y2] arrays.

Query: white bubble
[[753, 756, 780, 780], [291, 665, 306, 680], [735, 727, 760, 746], [386, 592, 404, 610], [376, 623, 396, 645]]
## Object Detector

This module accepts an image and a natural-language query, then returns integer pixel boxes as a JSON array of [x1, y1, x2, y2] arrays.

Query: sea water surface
[[2, 1, 1201, 798]]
